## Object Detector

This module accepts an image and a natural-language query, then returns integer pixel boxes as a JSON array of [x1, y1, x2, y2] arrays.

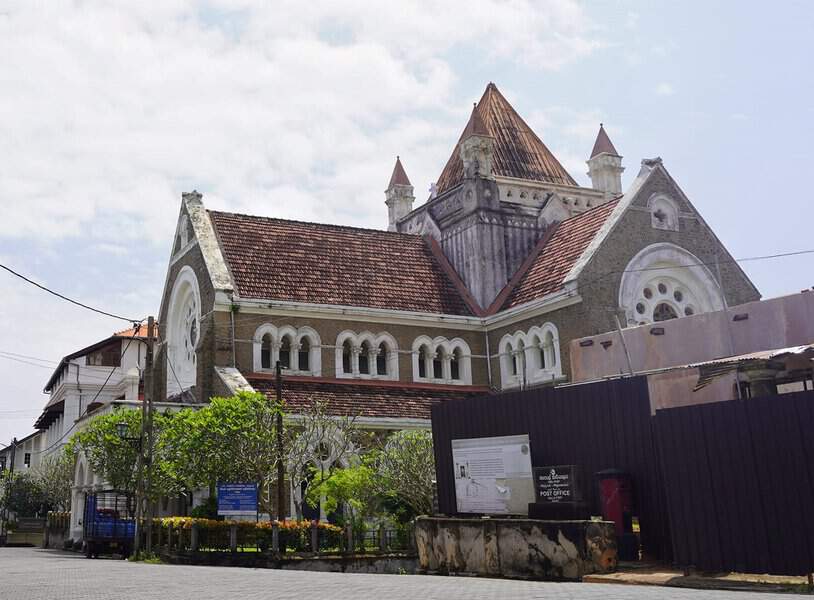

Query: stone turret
[[459, 104, 495, 180], [587, 124, 624, 198], [385, 156, 415, 231]]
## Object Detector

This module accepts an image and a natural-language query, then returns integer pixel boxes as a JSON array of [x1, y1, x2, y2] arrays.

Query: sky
[[1, 0, 813, 445]]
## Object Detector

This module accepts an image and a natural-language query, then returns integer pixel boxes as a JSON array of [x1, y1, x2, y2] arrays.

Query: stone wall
[[414, 517, 616, 581]]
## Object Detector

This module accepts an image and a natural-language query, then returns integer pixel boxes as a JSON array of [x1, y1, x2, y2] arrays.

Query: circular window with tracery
[[631, 277, 697, 325], [183, 298, 199, 364]]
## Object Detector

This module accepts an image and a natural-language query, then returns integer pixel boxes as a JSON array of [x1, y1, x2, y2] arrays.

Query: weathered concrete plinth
[[415, 517, 616, 581]]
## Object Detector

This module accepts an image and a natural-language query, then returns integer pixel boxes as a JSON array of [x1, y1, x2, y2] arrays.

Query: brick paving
[[0, 547, 789, 600]]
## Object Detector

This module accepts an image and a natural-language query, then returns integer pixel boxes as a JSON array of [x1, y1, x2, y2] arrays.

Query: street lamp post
[[116, 421, 143, 555]]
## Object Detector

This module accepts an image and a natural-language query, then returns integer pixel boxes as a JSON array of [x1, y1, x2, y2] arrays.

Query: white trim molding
[[619, 242, 725, 326], [166, 265, 201, 396], [252, 323, 322, 376], [498, 322, 563, 390]]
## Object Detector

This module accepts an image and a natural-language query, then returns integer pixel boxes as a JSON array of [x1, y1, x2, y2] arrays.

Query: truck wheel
[[85, 543, 93, 559]]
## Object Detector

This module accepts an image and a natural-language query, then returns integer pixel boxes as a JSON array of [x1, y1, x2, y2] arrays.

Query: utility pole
[[9, 438, 16, 476], [2, 438, 17, 539], [275, 361, 285, 521], [132, 316, 154, 556], [143, 317, 155, 553]]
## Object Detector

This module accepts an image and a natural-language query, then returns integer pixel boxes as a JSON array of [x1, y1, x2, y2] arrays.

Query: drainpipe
[[484, 330, 493, 389], [230, 304, 237, 368], [613, 314, 635, 376], [72, 363, 82, 421]]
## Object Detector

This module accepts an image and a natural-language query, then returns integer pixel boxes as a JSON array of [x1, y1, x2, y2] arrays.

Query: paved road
[[0, 547, 789, 599]]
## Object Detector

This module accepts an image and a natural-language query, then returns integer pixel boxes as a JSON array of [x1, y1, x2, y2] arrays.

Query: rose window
[[633, 278, 698, 325], [183, 298, 198, 365]]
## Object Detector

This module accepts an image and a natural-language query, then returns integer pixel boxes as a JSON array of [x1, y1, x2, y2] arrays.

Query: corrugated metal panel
[[655, 390, 814, 575], [431, 377, 671, 560]]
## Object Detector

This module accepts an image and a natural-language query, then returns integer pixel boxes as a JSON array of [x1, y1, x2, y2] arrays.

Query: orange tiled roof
[[435, 83, 577, 194], [113, 323, 157, 338], [209, 211, 473, 315], [501, 199, 619, 309], [249, 376, 486, 420]]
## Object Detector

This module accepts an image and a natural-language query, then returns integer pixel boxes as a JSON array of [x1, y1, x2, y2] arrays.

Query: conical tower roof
[[388, 156, 412, 188], [590, 123, 619, 158], [435, 83, 576, 194]]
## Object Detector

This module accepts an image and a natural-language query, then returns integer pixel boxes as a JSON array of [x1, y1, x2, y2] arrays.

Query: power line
[[0, 263, 145, 323], [30, 327, 145, 456], [0, 350, 59, 364], [0, 354, 136, 384]]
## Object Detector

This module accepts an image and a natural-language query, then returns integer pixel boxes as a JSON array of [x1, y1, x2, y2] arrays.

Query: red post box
[[596, 469, 638, 560], [596, 469, 633, 536]]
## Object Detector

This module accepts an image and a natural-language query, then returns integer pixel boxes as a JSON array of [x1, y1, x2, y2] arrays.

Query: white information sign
[[452, 434, 534, 515]]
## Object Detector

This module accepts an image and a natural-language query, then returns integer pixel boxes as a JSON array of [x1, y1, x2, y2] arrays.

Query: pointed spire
[[388, 156, 411, 188], [590, 123, 619, 158], [462, 103, 490, 139], [435, 82, 576, 193]]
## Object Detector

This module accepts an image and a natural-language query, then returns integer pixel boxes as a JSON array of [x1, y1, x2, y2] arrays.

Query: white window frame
[[411, 335, 472, 385]]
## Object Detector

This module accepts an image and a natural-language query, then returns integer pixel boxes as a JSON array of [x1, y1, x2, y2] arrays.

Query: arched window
[[359, 341, 371, 375], [648, 194, 680, 232], [501, 325, 561, 390], [376, 342, 388, 376], [299, 337, 311, 371], [619, 243, 725, 326], [261, 333, 273, 369], [167, 266, 201, 395], [432, 351, 443, 379], [418, 345, 430, 379], [653, 302, 679, 322], [279, 336, 292, 369], [450, 348, 461, 380], [543, 331, 556, 369], [412, 337, 472, 384], [342, 340, 352, 374]]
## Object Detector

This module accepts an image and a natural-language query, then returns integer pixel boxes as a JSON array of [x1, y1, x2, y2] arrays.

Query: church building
[[156, 82, 759, 441]]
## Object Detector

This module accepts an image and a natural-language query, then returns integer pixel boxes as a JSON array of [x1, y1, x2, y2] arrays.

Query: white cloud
[[655, 82, 675, 96], [0, 1, 604, 441]]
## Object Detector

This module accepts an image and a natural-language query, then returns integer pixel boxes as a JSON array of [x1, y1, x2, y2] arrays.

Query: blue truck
[[82, 490, 136, 558]]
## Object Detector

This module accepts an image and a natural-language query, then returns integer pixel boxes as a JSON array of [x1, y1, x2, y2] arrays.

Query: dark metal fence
[[432, 378, 814, 575], [655, 389, 814, 575], [431, 376, 672, 560]]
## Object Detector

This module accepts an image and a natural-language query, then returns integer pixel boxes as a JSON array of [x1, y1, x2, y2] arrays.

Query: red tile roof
[[114, 324, 156, 338], [590, 124, 619, 158], [248, 376, 487, 420], [501, 199, 620, 309], [436, 83, 577, 193], [388, 156, 411, 187], [209, 211, 473, 315]]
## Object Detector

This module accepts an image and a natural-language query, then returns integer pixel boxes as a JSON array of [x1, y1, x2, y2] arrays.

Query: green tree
[[68, 408, 179, 500], [158, 391, 283, 514], [285, 399, 364, 520], [0, 472, 50, 517], [306, 462, 379, 524], [31, 447, 76, 511], [373, 429, 435, 517]]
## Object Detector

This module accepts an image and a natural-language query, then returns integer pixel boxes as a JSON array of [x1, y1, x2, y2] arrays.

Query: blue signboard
[[217, 483, 258, 516]]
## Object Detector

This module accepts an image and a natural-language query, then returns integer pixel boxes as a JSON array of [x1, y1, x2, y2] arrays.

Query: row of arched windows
[[335, 331, 400, 381], [251, 325, 473, 385], [252, 325, 323, 376], [499, 323, 562, 389], [411, 336, 472, 384]]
